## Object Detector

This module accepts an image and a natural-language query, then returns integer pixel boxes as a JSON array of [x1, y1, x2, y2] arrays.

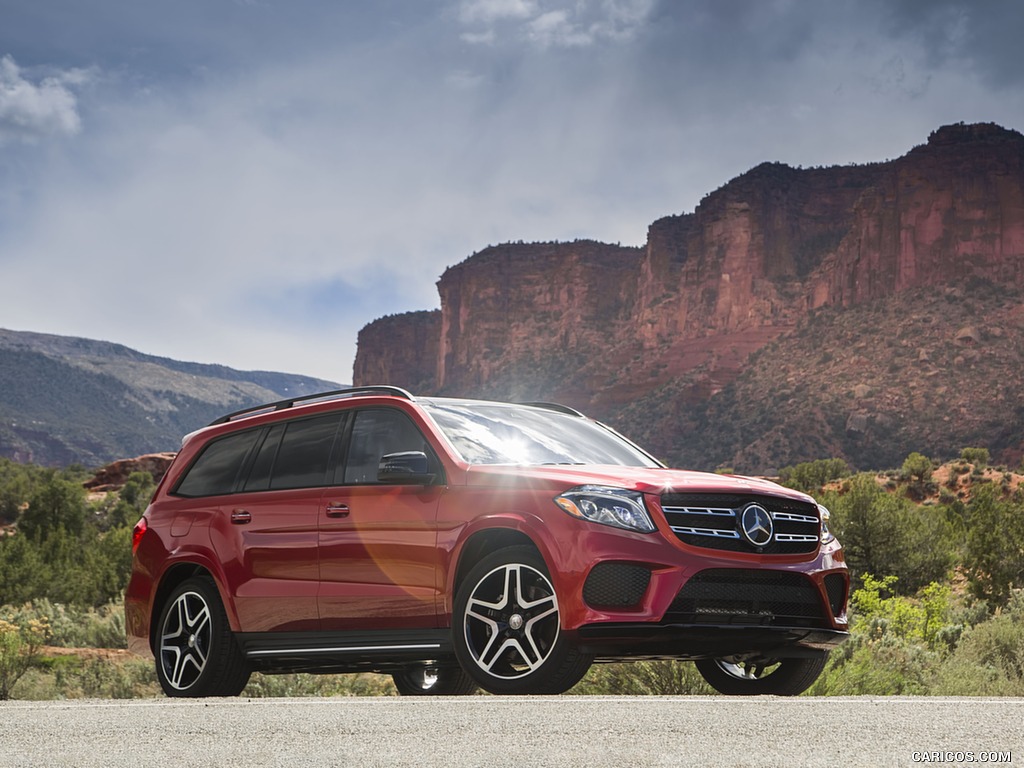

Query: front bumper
[[575, 623, 849, 662]]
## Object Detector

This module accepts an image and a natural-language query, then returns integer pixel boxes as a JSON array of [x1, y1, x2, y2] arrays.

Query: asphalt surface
[[0, 696, 1020, 767]]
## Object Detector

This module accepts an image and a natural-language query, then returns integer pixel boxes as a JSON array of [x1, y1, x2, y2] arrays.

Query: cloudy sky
[[1, 0, 1022, 384]]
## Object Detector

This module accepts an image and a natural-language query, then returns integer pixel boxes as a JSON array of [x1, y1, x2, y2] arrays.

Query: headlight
[[818, 503, 835, 544], [554, 486, 656, 533]]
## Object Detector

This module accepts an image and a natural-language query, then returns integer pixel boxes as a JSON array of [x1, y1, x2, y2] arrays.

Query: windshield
[[421, 401, 662, 467]]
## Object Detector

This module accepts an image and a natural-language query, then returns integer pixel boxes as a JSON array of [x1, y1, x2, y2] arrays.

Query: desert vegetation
[[2, 452, 1023, 698]]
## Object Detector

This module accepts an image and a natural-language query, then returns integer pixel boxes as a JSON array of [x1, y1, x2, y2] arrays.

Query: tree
[[901, 452, 933, 483], [826, 474, 955, 593], [107, 471, 155, 529], [964, 483, 1024, 606], [18, 475, 87, 541]]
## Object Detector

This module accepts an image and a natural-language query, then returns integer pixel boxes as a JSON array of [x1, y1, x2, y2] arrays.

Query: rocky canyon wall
[[352, 123, 1024, 464]]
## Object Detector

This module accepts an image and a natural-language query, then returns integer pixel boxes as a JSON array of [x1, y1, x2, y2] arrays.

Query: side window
[[243, 423, 286, 492], [269, 414, 342, 491], [341, 409, 433, 485], [175, 429, 261, 498]]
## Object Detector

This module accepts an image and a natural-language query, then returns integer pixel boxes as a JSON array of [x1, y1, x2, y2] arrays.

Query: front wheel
[[155, 576, 251, 697], [452, 545, 592, 695], [392, 664, 478, 695], [695, 654, 828, 696]]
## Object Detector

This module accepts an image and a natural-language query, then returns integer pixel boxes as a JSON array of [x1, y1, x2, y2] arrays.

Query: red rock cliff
[[809, 123, 1024, 308], [353, 310, 441, 393], [434, 241, 643, 400], [354, 123, 1024, 424]]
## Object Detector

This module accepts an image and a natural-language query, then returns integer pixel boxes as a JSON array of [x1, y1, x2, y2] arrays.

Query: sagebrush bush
[[573, 661, 713, 696], [243, 672, 399, 697], [2, 600, 127, 649]]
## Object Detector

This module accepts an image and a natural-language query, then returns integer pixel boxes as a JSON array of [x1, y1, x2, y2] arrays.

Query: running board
[[236, 629, 453, 669]]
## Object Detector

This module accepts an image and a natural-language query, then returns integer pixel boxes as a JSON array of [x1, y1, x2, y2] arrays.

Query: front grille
[[660, 493, 820, 554], [583, 563, 651, 609], [664, 568, 829, 628], [824, 573, 847, 618]]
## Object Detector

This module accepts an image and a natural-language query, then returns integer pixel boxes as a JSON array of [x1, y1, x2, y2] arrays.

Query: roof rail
[[208, 386, 415, 426], [520, 401, 585, 417]]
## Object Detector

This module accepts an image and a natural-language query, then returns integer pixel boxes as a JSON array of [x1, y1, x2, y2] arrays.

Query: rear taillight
[[132, 518, 148, 555]]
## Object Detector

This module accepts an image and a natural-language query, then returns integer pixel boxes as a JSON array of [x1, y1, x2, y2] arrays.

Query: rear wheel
[[392, 664, 478, 695], [695, 654, 828, 696], [155, 576, 251, 697], [453, 545, 592, 695]]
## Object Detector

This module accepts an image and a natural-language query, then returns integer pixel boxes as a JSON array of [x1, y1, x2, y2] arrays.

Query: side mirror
[[378, 451, 435, 485]]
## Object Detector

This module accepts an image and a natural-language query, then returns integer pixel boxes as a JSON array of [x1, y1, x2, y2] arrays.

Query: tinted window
[[342, 409, 433, 484], [243, 423, 286, 492], [175, 429, 261, 497], [269, 414, 342, 490]]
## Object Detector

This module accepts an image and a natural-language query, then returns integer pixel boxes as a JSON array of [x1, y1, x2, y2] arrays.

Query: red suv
[[126, 387, 848, 696]]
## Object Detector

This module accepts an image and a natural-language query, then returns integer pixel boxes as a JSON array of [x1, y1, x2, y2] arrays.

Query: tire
[[452, 545, 592, 695], [392, 664, 478, 696], [155, 576, 251, 697], [694, 654, 829, 696]]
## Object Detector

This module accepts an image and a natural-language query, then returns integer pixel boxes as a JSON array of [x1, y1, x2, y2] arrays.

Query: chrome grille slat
[[771, 511, 818, 524], [662, 506, 735, 517], [669, 526, 741, 539]]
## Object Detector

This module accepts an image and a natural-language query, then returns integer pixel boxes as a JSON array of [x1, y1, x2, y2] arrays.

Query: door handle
[[325, 503, 350, 518], [230, 509, 252, 524]]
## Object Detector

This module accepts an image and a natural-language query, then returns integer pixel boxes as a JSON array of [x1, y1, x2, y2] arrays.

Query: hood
[[463, 464, 814, 503]]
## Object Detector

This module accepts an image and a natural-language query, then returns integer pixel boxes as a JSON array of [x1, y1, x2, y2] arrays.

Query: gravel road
[[1, 696, 1020, 767]]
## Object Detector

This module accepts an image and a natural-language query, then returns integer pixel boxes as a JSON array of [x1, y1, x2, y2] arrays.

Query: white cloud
[[458, 0, 654, 48], [459, 0, 538, 25], [528, 10, 593, 47], [0, 55, 89, 143]]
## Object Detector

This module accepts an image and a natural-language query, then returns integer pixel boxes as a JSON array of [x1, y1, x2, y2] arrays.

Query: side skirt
[[236, 629, 454, 675]]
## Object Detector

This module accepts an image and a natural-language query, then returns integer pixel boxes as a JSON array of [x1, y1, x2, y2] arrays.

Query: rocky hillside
[[0, 329, 339, 467], [354, 123, 1024, 472]]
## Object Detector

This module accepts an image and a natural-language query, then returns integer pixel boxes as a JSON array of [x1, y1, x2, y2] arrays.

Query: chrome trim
[[669, 526, 741, 539], [774, 533, 821, 543], [770, 511, 818, 524], [247, 643, 442, 658], [661, 506, 736, 517]]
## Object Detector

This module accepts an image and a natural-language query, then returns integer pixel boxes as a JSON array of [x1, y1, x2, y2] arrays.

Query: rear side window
[[243, 423, 286, 492], [269, 414, 343, 490], [175, 429, 262, 498]]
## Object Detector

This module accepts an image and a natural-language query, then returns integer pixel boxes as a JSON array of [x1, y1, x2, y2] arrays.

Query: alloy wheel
[[159, 590, 212, 692], [462, 562, 560, 680]]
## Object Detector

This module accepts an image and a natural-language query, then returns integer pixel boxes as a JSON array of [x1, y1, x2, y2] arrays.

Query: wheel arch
[[149, 561, 231, 653], [450, 526, 544, 607]]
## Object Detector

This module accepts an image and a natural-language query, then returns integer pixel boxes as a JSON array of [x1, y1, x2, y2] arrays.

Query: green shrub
[[810, 635, 939, 695], [778, 458, 850, 493], [850, 575, 952, 647], [243, 672, 398, 697], [901, 452, 933, 483], [960, 447, 990, 468], [824, 475, 956, 593], [964, 484, 1024, 605], [573, 661, 712, 695], [0, 615, 50, 700], [3, 600, 127, 649]]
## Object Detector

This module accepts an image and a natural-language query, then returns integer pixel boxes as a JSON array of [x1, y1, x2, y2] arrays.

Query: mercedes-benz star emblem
[[740, 504, 774, 547]]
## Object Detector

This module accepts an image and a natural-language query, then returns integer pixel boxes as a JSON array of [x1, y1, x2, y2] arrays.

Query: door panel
[[317, 408, 443, 631], [210, 413, 343, 632], [211, 487, 322, 632], [318, 485, 443, 629]]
